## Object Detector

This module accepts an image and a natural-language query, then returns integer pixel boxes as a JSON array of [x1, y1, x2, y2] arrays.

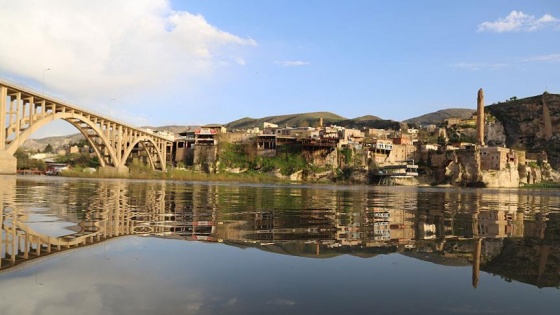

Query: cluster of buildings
[[168, 89, 545, 184], [19, 88, 545, 185], [170, 120, 423, 177]]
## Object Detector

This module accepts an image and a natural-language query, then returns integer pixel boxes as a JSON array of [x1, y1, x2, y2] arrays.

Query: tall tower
[[477, 88, 485, 146]]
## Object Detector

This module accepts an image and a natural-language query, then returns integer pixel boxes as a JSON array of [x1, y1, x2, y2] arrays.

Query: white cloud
[[478, 11, 559, 32], [0, 0, 256, 108], [521, 53, 560, 62], [275, 60, 310, 67]]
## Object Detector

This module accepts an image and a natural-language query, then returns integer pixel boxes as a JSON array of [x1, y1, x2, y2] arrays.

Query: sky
[[0, 0, 558, 137]]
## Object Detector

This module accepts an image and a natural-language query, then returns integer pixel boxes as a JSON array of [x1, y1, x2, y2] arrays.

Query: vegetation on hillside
[[218, 142, 313, 176], [403, 108, 475, 126], [226, 112, 347, 130]]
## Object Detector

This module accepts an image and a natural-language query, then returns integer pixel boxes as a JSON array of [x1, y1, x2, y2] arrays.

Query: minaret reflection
[[472, 193, 481, 289]]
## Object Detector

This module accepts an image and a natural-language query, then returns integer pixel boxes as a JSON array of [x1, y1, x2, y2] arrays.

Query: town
[[165, 89, 557, 187], [18, 89, 558, 188]]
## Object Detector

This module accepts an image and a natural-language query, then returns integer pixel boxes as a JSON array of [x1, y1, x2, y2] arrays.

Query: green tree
[[14, 148, 30, 169], [44, 143, 54, 153]]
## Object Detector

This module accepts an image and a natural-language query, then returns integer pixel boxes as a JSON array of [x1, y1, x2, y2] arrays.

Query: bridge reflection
[[1, 177, 559, 288]]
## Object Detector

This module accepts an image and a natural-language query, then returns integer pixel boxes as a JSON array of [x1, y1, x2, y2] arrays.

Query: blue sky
[[0, 0, 558, 136]]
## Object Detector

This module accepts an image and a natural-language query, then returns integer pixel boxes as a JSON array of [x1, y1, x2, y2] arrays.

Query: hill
[[404, 108, 475, 126], [226, 112, 346, 130], [23, 133, 85, 152], [486, 92, 560, 169], [336, 115, 401, 130], [351, 115, 381, 121]]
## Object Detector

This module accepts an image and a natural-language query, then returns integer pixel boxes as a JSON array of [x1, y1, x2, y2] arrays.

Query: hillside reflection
[[1, 176, 559, 288]]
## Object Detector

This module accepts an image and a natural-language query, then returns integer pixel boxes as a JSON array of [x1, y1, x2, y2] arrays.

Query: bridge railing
[[0, 76, 171, 142]]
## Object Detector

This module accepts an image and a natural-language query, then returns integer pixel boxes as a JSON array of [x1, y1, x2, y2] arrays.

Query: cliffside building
[[479, 147, 517, 171]]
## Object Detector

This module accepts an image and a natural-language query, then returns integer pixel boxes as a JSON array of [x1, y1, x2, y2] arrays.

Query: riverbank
[[57, 166, 560, 188], [520, 182, 560, 189], [60, 167, 293, 184]]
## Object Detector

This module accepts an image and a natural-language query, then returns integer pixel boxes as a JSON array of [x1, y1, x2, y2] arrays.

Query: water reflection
[[1, 176, 560, 290]]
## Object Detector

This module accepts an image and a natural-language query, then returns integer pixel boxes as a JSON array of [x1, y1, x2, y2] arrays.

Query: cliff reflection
[[1, 176, 559, 288]]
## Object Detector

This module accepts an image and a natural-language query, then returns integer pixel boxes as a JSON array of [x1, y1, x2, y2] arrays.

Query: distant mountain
[[226, 112, 403, 131], [23, 133, 85, 152], [404, 108, 475, 126], [226, 112, 346, 130], [351, 115, 381, 121], [337, 115, 401, 130]]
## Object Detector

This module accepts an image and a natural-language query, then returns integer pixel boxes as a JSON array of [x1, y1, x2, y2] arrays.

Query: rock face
[[445, 148, 483, 186], [481, 167, 520, 188], [435, 147, 523, 188], [485, 120, 506, 147], [486, 92, 560, 169]]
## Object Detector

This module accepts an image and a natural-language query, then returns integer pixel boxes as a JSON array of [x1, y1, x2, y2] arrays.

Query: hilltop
[[227, 112, 402, 131], [403, 108, 475, 126], [226, 112, 346, 130]]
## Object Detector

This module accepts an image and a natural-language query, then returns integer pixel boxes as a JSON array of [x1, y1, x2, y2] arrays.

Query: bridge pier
[[0, 151, 16, 175], [99, 166, 129, 176]]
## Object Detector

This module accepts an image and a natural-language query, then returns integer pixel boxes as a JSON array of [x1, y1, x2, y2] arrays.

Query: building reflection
[[1, 178, 560, 288]]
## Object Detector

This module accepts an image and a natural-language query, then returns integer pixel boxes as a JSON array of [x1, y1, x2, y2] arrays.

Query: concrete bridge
[[0, 78, 173, 174]]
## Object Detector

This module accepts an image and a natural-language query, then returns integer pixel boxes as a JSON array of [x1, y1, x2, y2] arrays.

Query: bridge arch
[[1, 80, 172, 174], [121, 135, 167, 171], [7, 112, 118, 168]]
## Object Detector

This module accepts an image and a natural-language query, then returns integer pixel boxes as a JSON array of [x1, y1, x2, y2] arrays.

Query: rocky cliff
[[432, 147, 558, 188], [486, 92, 560, 169]]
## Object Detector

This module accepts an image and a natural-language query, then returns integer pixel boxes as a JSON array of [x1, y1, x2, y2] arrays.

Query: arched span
[[122, 136, 166, 171], [7, 112, 118, 167]]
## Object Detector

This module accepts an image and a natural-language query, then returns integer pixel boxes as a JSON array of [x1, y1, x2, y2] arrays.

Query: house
[[444, 117, 463, 127], [480, 147, 517, 170], [392, 134, 413, 145], [201, 124, 227, 134]]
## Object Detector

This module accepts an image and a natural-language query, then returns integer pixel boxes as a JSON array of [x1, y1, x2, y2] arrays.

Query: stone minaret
[[477, 88, 485, 146]]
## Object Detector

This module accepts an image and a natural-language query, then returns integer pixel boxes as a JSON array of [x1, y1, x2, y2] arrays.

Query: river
[[0, 175, 559, 314]]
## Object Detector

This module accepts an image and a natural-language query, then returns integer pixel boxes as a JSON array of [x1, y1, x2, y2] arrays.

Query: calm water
[[1, 175, 559, 315]]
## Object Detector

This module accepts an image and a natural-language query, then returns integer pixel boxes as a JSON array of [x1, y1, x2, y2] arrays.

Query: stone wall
[[193, 145, 217, 172]]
